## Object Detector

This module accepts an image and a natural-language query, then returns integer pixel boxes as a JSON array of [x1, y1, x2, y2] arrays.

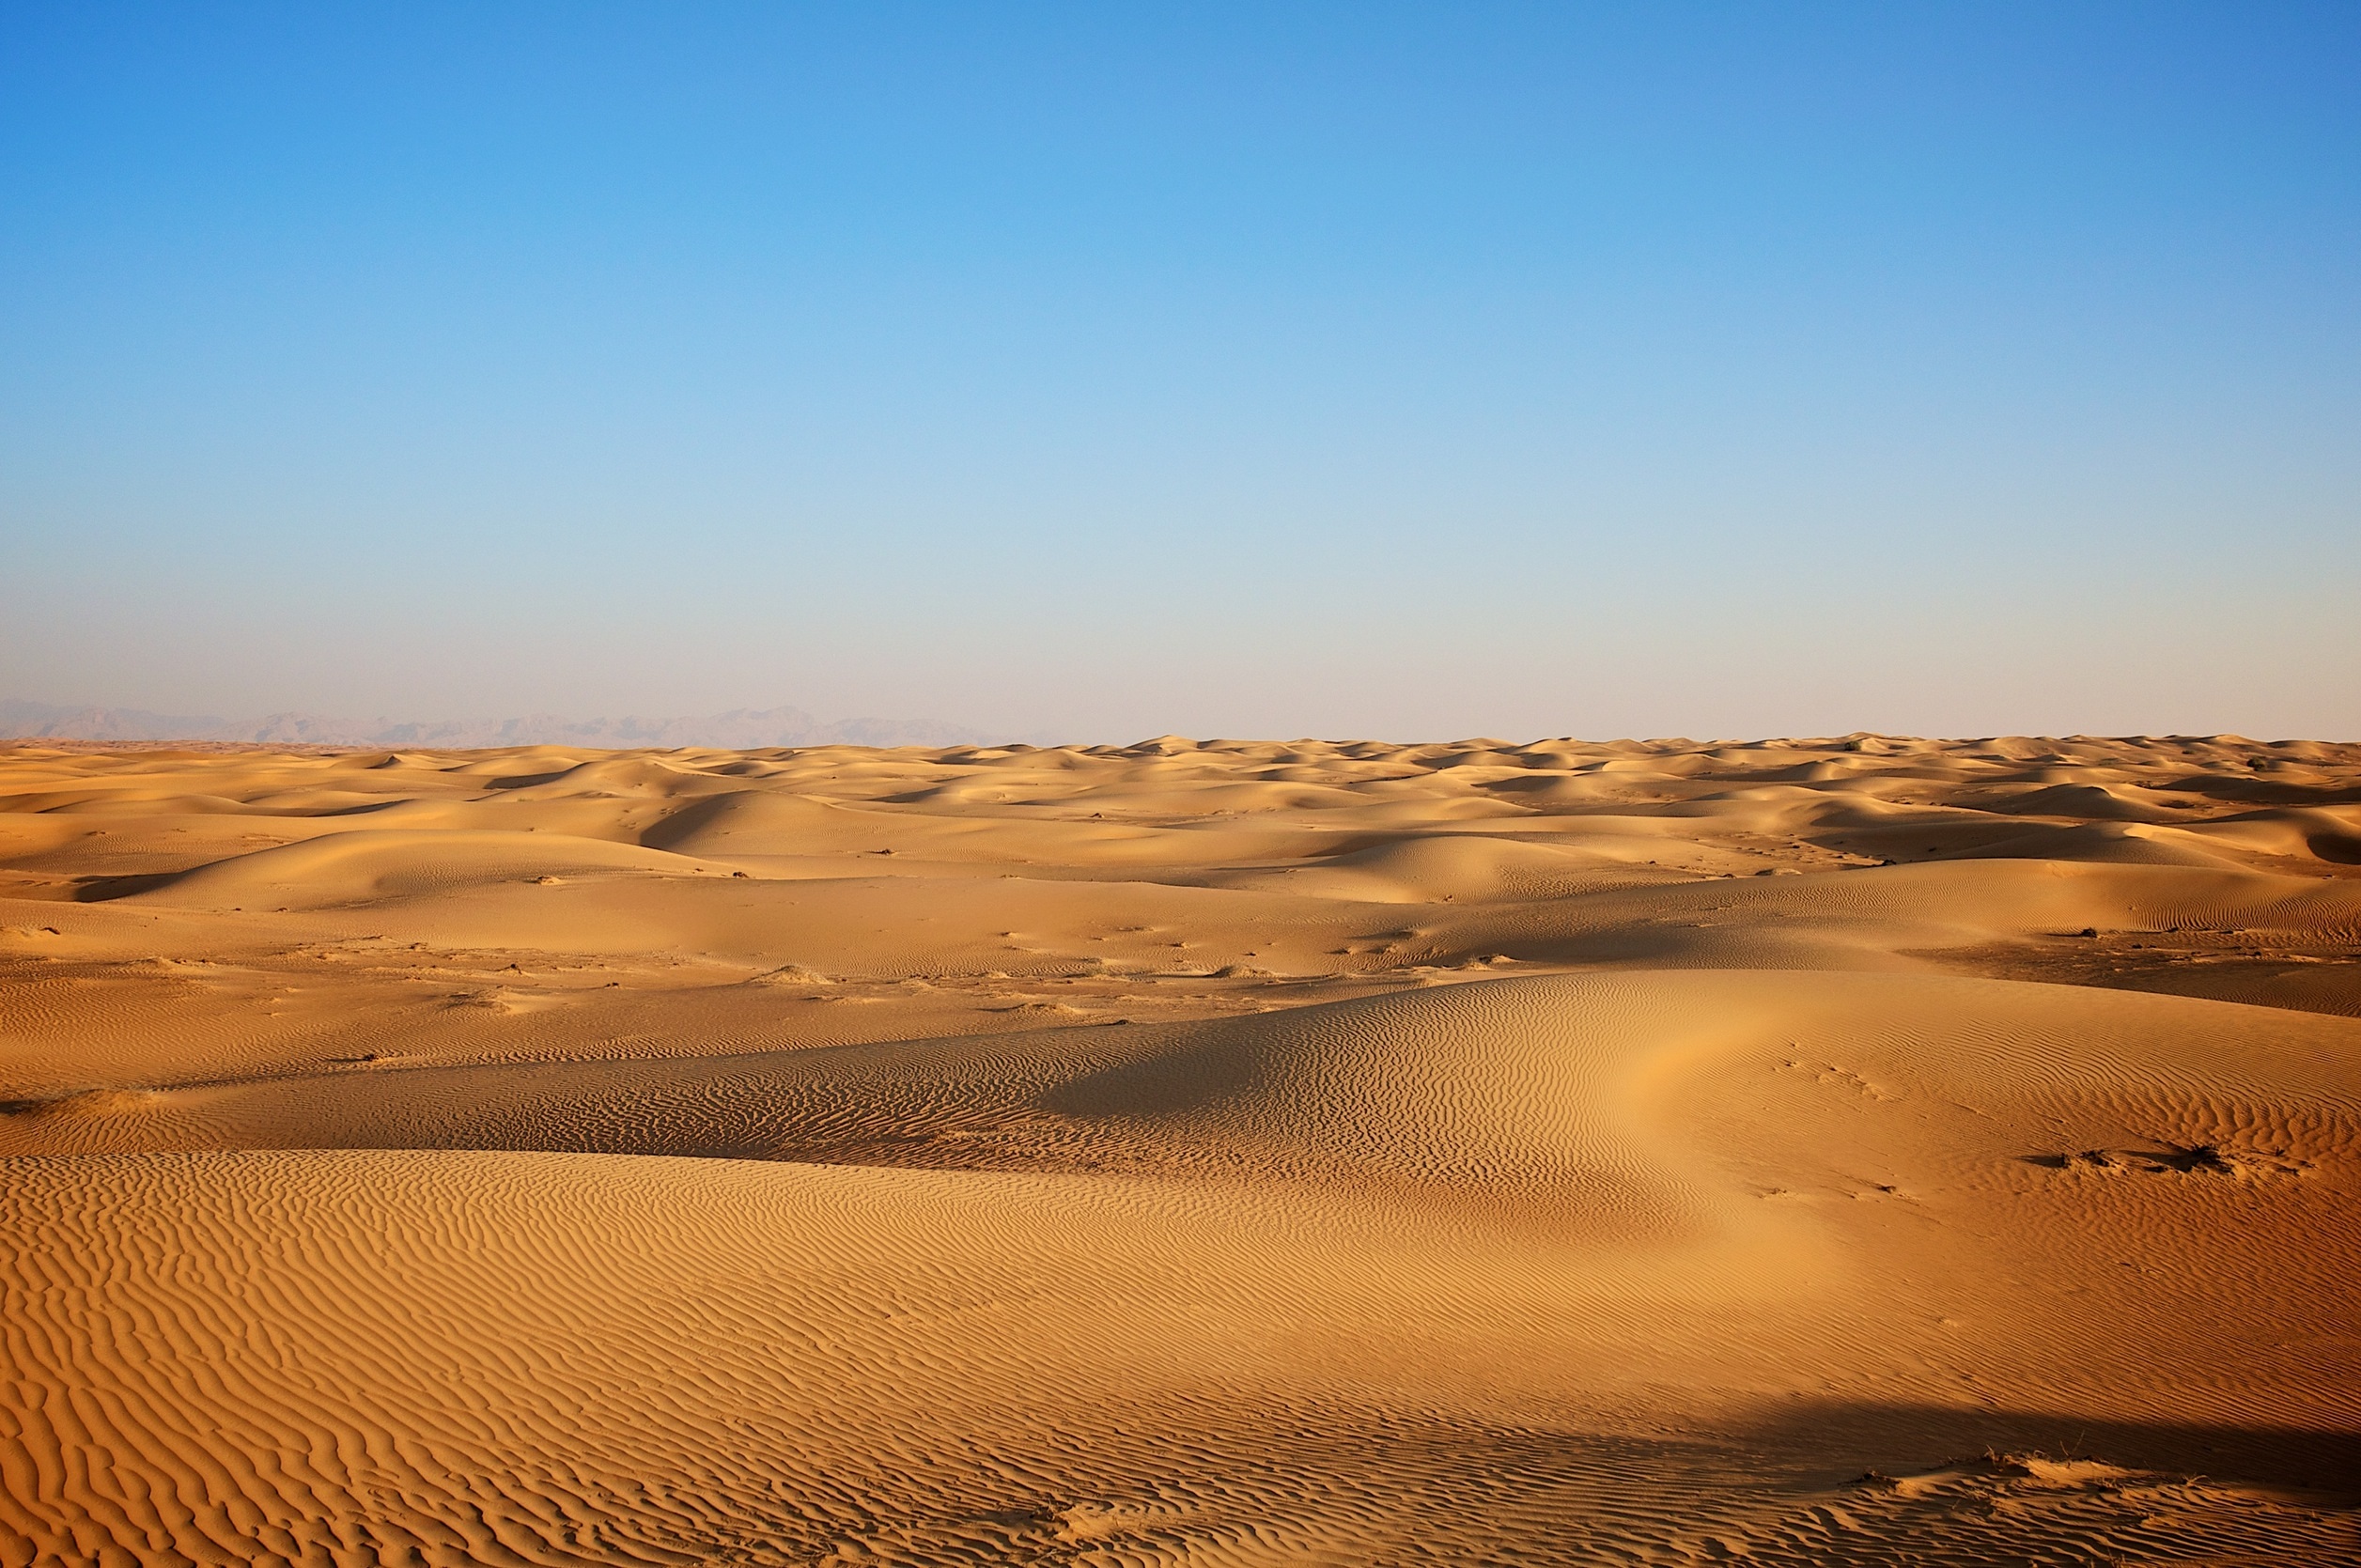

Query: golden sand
[[3, 734, 2357, 1563]]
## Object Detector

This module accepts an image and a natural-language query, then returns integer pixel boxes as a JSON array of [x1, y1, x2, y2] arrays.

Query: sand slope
[[3, 734, 2357, 1563]]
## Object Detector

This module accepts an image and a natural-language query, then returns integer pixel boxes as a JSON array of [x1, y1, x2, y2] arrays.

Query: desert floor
[[2, 733, 2357, 1565]]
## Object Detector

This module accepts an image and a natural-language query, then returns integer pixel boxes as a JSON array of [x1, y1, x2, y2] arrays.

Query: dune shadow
[[1044, 1030, 1260, 1121], [1720, 1397, 2361, 1496], [2310, 832, 2361, 865], [482, 768, 575, 790], [316, 798, 414, 817], [70, 871, 183, 902]]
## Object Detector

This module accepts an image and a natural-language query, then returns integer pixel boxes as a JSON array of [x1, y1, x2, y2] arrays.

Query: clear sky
[[4, 3, 2356, 742]]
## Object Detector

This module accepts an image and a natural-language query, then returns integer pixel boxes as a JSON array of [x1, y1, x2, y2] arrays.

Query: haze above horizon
[[5, 3, 2356, 743]]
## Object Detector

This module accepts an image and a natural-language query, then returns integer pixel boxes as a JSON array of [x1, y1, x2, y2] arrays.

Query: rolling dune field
[[2, 733, 2358, 1565]]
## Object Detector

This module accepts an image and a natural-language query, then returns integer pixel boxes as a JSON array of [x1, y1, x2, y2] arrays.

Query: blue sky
[[4, 3, 2355, 740]]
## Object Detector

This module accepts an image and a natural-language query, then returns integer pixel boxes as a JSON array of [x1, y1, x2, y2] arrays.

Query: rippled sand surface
[[4, 733, 2358, 1564]]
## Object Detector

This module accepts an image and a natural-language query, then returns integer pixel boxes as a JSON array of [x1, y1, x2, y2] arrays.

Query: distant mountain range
[[0, 699, 996, 751]]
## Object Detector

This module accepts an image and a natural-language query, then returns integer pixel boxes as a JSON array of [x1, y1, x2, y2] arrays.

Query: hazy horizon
[[8, 692, 2357, 753], [6, 4, 2357, 741]]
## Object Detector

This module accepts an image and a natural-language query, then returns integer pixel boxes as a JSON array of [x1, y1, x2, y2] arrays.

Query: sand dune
[[3, 734, 2357, 1562]]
